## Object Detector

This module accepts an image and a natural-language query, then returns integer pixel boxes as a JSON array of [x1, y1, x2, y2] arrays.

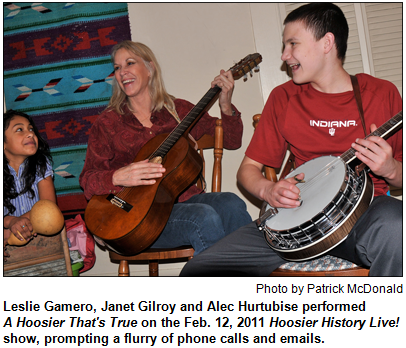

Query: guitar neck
[[147, 52, 262, 161], [150, 86, 221, 159], [341, 111, 403, 164]]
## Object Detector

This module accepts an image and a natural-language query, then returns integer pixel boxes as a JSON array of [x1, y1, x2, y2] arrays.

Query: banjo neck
[[340, 111, 403, 165]]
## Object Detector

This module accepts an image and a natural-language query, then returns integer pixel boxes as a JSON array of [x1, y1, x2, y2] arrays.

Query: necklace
[[127, 101, 152, 124], [135, 114, 150, 121]]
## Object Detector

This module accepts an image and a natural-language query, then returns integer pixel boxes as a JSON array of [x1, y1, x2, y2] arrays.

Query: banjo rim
[[261, 157, 374, 260]]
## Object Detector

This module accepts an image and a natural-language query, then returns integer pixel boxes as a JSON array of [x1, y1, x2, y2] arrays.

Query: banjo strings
[[292, 157, 343, 195]]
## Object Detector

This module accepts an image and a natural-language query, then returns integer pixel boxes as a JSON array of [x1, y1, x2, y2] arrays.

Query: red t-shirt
[[80, 98, 243, 201], [246, 74, 402, 196]]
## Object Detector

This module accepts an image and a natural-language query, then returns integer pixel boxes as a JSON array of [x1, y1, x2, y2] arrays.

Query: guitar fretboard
[[149, 86, 221, 160], [145, 52, 262, 161], [341, 111, 403, 164]]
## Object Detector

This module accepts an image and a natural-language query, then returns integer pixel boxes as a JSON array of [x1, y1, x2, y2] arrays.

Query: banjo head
[[264, 156, 346, 231]]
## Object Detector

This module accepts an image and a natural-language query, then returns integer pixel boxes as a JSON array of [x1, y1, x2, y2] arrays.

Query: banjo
[[256, 111, 402, 261]]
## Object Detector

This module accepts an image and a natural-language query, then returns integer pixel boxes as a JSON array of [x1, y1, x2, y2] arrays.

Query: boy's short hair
[[284, 3, 349, 61]]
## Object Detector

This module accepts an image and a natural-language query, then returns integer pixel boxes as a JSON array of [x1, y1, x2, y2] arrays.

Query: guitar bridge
[[106, 194, 133, 212]]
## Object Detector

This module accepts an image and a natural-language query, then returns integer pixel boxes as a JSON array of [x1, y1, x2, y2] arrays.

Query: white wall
[[84, 3, 266, 276]]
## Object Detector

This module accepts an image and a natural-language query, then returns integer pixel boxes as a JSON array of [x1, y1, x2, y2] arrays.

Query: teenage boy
[[181, 3, 402, 277]]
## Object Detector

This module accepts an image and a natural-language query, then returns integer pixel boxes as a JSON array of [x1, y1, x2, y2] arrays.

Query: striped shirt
[[4, 160, 53, 217]]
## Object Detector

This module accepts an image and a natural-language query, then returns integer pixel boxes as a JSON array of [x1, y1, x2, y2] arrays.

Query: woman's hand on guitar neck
[[112, 159, 166, 187], [265, 173, 304, 209], [211, 70, 235, 116]]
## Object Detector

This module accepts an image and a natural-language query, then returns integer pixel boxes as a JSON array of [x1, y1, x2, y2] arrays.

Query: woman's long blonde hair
[[108, 41, 175, 114]]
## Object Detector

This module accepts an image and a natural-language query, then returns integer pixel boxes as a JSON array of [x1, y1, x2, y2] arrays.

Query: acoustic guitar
[[85, 53, 262, 255], [257, 111, 402, 261]]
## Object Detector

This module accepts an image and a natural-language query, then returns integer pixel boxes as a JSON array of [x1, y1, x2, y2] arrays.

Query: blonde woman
[[80, 41, 251, 256]]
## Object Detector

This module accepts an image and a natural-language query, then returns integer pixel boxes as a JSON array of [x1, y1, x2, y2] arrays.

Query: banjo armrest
[[278, 152, 296, 180], [264, 152, 295, 182]]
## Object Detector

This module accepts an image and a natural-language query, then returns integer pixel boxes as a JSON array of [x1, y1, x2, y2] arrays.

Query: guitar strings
[[107, 94, 218, 203]]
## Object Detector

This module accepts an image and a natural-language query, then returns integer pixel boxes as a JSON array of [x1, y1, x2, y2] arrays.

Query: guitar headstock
[[230, 53, 262, 81]]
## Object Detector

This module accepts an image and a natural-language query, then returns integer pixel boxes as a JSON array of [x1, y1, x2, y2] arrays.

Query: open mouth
[[122, 79, 135, 85], [289, 63, 300, 72]]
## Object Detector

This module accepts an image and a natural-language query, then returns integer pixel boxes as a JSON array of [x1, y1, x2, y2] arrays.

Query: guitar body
[[84, 135, 202, 255]]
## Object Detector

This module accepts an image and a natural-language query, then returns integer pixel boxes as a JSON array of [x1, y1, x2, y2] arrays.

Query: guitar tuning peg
[[250, 70, 253, 77], [254, 66, 260, 73], [243, 74, 248, 82]]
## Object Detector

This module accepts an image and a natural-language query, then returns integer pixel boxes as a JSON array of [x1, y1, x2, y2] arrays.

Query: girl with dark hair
[[3, 109, 56, 260]]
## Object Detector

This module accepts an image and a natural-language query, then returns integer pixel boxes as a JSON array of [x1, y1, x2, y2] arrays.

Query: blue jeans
[[150, 192, 252, 255]]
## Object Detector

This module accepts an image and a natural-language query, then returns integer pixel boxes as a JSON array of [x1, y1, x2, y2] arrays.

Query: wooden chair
[[253, 114, 369, 276], [108, 119, 224, 276]]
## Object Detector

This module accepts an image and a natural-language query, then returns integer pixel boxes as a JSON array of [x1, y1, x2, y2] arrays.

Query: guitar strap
[[164, 102, 181, 123], [350, 75, 367, 175], [164, 103, 198, 150], [164, 103, 206, 190], [350, 75, 367, 137]]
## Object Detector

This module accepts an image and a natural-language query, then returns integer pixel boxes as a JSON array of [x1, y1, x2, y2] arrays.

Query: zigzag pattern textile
[[4, 3, 131, 214]]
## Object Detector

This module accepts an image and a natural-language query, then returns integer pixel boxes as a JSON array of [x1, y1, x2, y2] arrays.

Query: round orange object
[[7, 231, 27, 246], [7, 200, 64, 246], [30, 200, 65, 235]]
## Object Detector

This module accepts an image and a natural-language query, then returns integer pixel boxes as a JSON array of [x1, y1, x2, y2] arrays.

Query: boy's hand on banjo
[[266, 173, 304, 209]]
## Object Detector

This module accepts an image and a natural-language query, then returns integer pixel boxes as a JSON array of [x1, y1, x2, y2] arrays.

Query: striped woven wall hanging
[[4, 3, 132, 213]]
